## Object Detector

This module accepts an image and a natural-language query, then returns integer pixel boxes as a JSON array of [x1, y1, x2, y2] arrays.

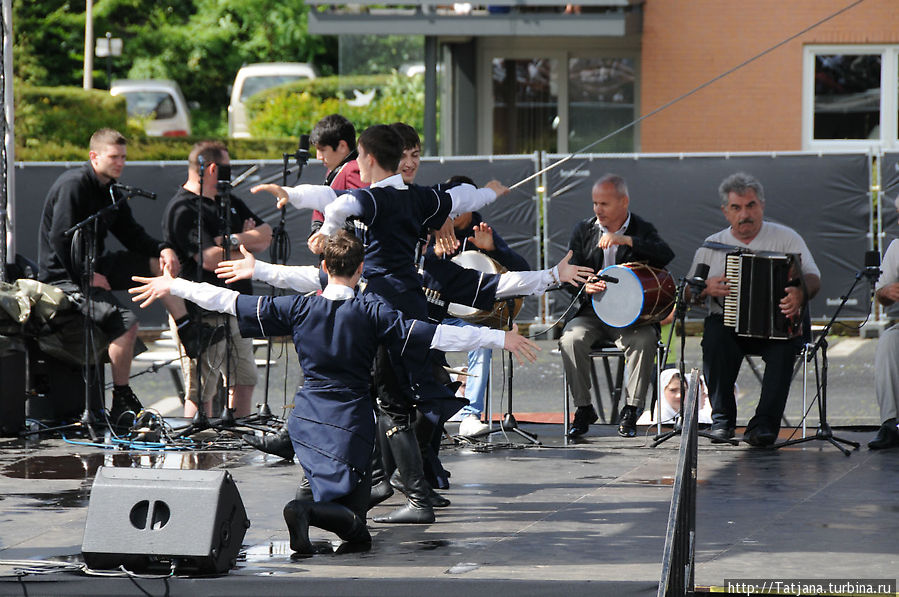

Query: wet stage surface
[[1, 423, 897, 596]]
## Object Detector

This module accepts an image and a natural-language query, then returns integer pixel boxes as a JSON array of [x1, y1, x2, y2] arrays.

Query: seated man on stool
[[689, 172, 820, 447], [869, 197, 899, 450], [560, 174, 674, 438]]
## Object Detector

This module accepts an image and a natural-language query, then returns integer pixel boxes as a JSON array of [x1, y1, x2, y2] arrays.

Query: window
[[804, 46, 899, 150]]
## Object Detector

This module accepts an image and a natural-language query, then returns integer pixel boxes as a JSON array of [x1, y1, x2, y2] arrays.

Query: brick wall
[[640, 0, 899, 152]]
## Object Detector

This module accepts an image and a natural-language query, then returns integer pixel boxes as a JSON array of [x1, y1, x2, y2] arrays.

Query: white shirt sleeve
[[446, 184, 498, 218], [320, 193, 365, 236], [170, 278, 238, 316], [253, 260, 322, 292], [430, 324, 505, 352], [496, 268, 557, 298], [283, 184, 338, 211]]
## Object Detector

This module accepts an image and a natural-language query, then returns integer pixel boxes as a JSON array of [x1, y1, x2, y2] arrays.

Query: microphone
[[685, 262, 709, 291], [864, 250, 881, 282], [589, 274, 619, 284], [112, 183, 156, 200], [297, 134, 310, 166]]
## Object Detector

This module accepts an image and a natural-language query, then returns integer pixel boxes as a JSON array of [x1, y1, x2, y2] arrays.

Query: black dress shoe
[[243, 429, 295, 460], [744, 427, 777, 447], [868, 419, 899, 450], [709, 426, 735, 443], [568, 405, 599, 438], [617, 405, 640, 438]]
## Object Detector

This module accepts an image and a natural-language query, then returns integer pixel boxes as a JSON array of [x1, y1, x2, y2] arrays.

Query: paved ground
[[0, 332, 894, 596]]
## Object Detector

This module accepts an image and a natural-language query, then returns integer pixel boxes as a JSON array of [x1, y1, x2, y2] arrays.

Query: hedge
[[246, 73, 426, 141], [14, 85, 129, 150]]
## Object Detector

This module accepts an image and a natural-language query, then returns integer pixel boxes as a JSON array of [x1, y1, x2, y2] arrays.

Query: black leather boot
[[243, 428, 294, 460], [109, 386, 143, 428], [283, 499, 314, 554], [372, 428, 435, 524], [296, 476, 313, 501], [308, 502, 371, 551], [367, 421, 394, 510], [390, 470, 450, 508]]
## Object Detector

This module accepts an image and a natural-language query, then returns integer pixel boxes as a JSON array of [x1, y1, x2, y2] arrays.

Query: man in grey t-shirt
[[869, 197, 899, 450], [689, 173, 821, 447]]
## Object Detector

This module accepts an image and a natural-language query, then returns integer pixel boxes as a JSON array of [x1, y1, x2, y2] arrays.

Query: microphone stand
[[774, 269, 866, 456], [217, 177, 236, 426], [175, 159, 211, 438], [483, 298, 541, 445], [653, 276, 737, 447], [238, 138, 308, 429]]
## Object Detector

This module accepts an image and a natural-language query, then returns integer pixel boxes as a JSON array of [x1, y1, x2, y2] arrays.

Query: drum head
[[591, 265, 644, 328], [447, 251, 503, 320]]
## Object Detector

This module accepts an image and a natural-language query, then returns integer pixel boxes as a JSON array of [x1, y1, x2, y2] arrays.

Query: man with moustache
[[688, 172, 820, 447]]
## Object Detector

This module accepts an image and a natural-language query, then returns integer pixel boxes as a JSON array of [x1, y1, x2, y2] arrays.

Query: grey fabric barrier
[[12, 156, 540, 326], [543, 152, 872, 320]]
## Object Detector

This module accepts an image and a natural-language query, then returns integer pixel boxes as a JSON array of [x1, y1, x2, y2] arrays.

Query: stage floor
[[1, 421, 897, 596]]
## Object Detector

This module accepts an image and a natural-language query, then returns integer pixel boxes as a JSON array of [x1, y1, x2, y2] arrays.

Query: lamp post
[[95, 32, 122, 89]]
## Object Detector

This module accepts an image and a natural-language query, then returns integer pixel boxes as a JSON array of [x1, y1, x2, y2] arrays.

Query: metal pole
[[104, 31, 112, 88], [423, 35, 437, 156], [83, 0, 93, 89], [1, 0, 14, 275]]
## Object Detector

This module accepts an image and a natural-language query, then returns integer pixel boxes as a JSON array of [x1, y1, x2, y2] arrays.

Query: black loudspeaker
[[0, 347, 26, 436], [81, 467, 250, 574], [26, 342, 103, 422]]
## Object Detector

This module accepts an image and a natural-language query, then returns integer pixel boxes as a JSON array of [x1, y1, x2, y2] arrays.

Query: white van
[[227, 63, 317, 138], [110, 79, 191, 137]]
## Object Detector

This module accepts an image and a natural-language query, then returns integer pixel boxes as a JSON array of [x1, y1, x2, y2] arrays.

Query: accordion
[[723, 252, 801, 340]]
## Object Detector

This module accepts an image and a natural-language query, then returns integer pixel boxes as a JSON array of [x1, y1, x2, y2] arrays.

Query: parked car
[[109, 79, 191, 137], [228, 63, 317, 138]]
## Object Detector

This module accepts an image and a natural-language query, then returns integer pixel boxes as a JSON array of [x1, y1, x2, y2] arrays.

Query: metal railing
[[657, 368, 699, 597]]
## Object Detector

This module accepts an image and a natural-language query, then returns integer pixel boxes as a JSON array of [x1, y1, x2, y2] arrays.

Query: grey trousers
[[560, 314, 658, 410], [874, 323, 899, 423]]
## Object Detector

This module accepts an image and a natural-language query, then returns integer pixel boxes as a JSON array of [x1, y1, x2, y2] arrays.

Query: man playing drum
[[560, 174, 675, 439]]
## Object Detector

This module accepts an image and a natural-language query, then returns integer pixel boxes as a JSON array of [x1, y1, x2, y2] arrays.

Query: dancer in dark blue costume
[[250, 125, 513, 523], [131, 231, 538, 554]]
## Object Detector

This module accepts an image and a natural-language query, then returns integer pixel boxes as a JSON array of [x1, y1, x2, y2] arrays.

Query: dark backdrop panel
[[12, 160, 327, 327], [12, 157, 541, 326], [417, 155, 540, 321], [544, 153, 871, 320]]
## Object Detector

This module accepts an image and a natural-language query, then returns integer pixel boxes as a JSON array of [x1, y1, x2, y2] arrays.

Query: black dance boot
[[243, 428, 294, 460], [367, 424, 394, 510], [308, 502, 371, 552], [296, 476, 313, 501], [283, 499, 314, 554], [372, 428, 435, 524], [390, 470, 450, 508]]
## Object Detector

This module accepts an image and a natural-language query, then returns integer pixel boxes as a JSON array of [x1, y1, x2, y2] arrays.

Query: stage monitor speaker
[[0, 347, 26, 436], [81, 466, 250, 574]]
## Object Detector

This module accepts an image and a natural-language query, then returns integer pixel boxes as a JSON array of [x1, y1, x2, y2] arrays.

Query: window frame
[[802, 44, 899, 151]]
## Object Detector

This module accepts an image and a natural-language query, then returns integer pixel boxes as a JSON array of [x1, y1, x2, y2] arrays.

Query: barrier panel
[[543, 152, 873, 321]]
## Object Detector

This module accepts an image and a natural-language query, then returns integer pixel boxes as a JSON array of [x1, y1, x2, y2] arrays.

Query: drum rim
[[591, 264, 644, 328]]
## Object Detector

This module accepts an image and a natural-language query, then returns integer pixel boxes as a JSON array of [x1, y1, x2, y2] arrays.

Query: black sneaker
[[568, 405, 599, 438], [109, 386, 143, 427], [177, 320, 226, 359], [617, 405, 639, 438]]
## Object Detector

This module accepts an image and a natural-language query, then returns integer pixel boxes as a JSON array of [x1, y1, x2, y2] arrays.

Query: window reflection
[[568, 57, 635, 152], [814, 54, 881, 140], [492, 58, 558, 154]]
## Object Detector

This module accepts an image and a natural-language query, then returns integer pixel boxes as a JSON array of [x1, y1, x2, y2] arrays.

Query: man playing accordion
[[689, 172, 820, 447]]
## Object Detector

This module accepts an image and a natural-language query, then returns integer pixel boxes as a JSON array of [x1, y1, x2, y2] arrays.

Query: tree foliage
[[13, 0, 338, 109]]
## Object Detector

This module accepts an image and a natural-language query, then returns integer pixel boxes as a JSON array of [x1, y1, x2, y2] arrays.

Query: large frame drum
[[591, 263, 675, 328]]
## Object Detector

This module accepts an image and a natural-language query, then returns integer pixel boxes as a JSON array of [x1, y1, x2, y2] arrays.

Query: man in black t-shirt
[[162, 141, 272, 417], [38, 128, 218, 423]]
